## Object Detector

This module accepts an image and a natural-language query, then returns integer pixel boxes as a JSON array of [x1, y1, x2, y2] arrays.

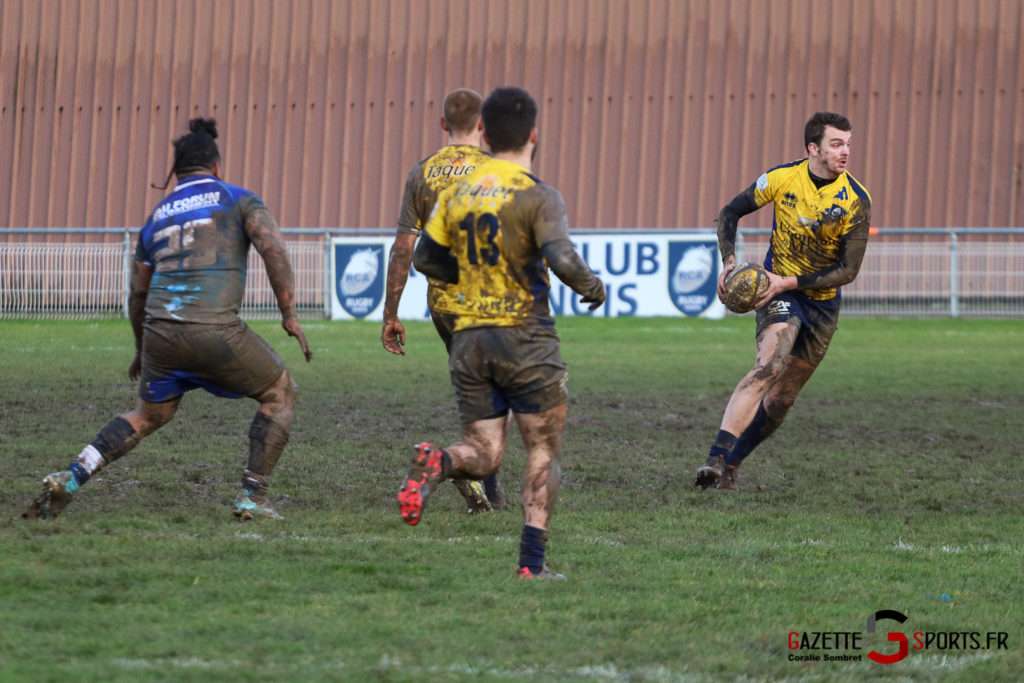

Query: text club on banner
[[329, 233, 724, 320]]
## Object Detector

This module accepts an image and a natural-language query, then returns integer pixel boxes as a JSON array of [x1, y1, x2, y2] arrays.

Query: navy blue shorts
[[755, 291, 840, 366]]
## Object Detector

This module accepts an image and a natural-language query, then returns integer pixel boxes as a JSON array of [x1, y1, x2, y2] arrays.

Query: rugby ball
[[722, 263, 770, 313]]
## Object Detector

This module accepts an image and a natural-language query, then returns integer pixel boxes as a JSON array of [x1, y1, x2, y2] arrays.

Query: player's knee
[[135, 404, 176, 432], [263, 370, 298, 410], [750, 358, 785, 385]]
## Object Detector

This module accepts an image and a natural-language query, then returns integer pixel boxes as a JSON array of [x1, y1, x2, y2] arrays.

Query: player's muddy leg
[[446, 416, 509, 480], [728, 357, 817, 467], [450, 415, 508, 513], [23, 397, 180, 519], [398, 416, 506, 526], [483, 413, 512, 509], [234, 370, 297, 520], [696, 320, 798, 489], [514, 404, 566, 577], [719, 320, 799, 436]]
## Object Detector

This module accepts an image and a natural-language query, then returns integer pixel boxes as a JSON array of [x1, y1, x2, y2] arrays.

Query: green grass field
[[1, 317, 1021, 681]]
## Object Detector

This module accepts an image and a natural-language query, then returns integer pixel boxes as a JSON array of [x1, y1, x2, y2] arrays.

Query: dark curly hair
[[152, 118, 222, 189]]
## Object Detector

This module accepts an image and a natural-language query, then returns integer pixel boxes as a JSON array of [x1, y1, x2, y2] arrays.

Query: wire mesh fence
[[2, 228, 1022, 319]]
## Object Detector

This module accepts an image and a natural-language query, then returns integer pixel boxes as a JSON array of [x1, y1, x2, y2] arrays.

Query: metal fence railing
[[2, 228, 1023, 319], [739, 228, 1024, 318]]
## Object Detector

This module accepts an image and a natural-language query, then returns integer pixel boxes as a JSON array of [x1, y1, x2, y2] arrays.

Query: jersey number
[[152, 218, 217, 271], [459, 212, 500, 265]]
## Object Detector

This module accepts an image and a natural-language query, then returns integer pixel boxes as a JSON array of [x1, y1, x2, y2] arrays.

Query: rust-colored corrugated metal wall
[[2, 0, 1023, 232]]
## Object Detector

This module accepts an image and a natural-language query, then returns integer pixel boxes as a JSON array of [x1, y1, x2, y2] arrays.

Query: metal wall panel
[[1, 0, 1022, 235]]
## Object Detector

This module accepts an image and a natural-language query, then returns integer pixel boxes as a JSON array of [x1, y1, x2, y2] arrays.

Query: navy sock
[[483, 473, 499, 500], [68, 462, 91, 486], [726, 402, 783, 467], [709, 430, 738, 459], [518, 525, 548, 574], [439, 450, 452, 481]]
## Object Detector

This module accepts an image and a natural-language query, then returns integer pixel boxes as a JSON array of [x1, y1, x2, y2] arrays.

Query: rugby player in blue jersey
[[24, 118, 312, 520], [694, 112, 872, 490]]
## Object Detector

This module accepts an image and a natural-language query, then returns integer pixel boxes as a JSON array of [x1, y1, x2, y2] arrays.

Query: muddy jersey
[[398, 145, 491, 315], [754, 159, 871, 300], [136, 174, 265, 323], [424, 158, 569, 331]]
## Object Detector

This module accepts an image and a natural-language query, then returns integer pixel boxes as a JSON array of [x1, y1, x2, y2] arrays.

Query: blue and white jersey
[[136, 174, 267, 323]]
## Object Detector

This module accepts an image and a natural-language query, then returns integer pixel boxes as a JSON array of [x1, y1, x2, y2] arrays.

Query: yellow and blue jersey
[[398, 144, 491, 315], [424, 158, 570, 331], [754, 159, 871, 300]]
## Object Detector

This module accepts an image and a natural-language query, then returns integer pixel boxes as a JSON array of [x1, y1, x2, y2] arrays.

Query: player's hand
[[717, 258, 737, 302], [128, 351, 142, 382], [382, 318, 406, 355], [282, 316, 313, 362], [753, 271, 796, 309], [579, 280, 607, 311]]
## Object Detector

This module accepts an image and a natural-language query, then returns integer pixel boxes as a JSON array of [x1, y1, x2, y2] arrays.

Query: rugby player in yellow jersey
[[694, 111, 872, 490], [381, 88, 502, 513], [399, 86, 606, 578]]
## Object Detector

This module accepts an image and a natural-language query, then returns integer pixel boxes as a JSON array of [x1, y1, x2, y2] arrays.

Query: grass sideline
[[1, 316, 1021, 681]]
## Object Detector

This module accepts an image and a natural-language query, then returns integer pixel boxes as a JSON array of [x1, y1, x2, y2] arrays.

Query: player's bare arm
[[127, 259, 154, 381], [412, 231, 459, 284], [382, 231, 418, 355], [540, 239, 606, 310], [244, 205, 313, 362]]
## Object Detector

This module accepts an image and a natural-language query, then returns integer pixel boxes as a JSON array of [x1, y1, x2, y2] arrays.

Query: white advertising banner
[[330, 231, 725, 320]]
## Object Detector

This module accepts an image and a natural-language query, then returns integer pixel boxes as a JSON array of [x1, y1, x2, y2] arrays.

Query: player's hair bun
[[189, 117, 218, 139]]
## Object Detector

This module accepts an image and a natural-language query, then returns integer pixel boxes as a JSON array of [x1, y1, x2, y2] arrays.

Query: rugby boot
[[693, 454, 725, 489], [452, 479, 492, 514], [22, 470, 79, 520], [232, 489, 284, 520], [398, 442, 446, 526], [516, 564, 566, 580], [718, 464, 740, 491]]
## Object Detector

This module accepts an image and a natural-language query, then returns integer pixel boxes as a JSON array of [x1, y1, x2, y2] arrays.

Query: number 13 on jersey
[[459, 212, 500, 266]]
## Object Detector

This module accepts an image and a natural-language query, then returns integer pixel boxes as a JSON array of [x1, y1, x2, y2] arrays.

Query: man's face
[[809, 126, 851, 178]]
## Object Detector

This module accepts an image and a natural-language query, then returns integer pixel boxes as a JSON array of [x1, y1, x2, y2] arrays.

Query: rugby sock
[[483, 473, 499, 500], [67, 445, 107, 486], [709, 430, 738, 460], [244, 412, 290, 495], [726, 402, 784, 467], [518, 525, 549, 575], [90, 416, 141, 463], [63, 417, 138, 487]]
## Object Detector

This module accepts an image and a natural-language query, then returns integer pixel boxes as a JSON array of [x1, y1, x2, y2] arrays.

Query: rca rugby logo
[[667, 241, 717, 316], [334, 243, 384, 318]]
